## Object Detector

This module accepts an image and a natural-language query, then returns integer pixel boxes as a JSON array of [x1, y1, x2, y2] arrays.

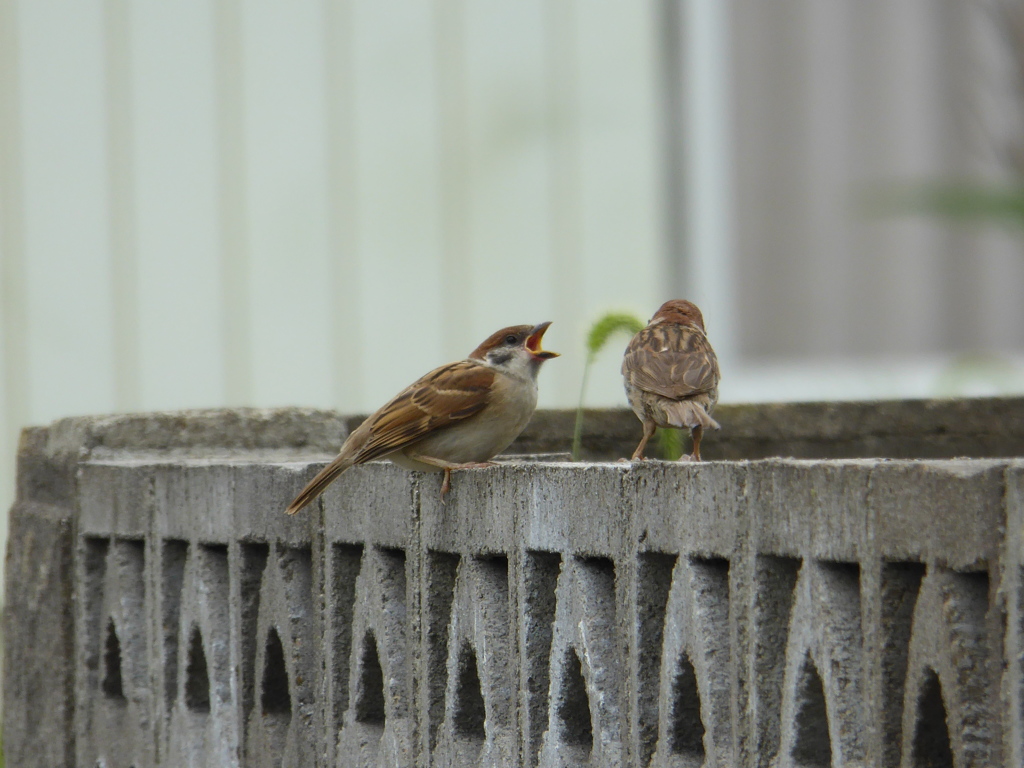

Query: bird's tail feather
[[285, 453, 356, 515], [661, 400, 720, 431]]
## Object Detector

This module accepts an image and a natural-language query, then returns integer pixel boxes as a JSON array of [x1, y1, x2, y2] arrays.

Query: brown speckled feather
[[354, 360, 495, 463], [621, 323, 719, 400]]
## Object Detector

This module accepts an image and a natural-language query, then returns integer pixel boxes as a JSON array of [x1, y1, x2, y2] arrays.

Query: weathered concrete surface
[[526, 396, 1024, 461], [3, 408, 345, 768], [3, 498, 75, 768], [3, 426, 81, 768], [4, 401, 1024, 767]]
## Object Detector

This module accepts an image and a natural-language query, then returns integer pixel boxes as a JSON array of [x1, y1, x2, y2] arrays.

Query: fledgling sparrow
[[621, 300, 720, 461], [285, 322, 559, 514]]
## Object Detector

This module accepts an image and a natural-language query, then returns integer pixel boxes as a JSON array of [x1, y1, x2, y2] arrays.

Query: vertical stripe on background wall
[[681, 0, 736, 371], [544, 0, 583, 405], [433, 0, 474, 359], [656, 0, 688, 305], [104, 0, 141, 412], [324, 0, 364, 413], [0, 0, 28, 523], [214, 0, 252, 405]]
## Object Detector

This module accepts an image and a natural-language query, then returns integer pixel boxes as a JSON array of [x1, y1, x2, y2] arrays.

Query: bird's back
[[622, 322, 720, 429]]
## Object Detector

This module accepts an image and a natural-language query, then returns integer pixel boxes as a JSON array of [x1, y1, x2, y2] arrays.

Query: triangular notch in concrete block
[[261, 627, 292, 718], [454, 642, 485, 739], [667, 653, 705, 758], [185, 624, 211, 713], [355, 631, 386, 726], [102, 618, 125, 701], [557, 647, 593, 754], [911, 668, 953, 768], [792, 653, 831, 767]]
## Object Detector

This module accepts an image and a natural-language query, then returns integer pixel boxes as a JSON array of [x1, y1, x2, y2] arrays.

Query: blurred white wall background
[[2, 0, 1024, 562]]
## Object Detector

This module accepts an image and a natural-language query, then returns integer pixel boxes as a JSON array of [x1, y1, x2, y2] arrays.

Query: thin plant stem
[[571, 354, 594, 460], [572, 312, 645, 460]]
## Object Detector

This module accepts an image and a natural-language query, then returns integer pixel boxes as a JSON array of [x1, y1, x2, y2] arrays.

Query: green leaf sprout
[[572, 312, 645, 460]]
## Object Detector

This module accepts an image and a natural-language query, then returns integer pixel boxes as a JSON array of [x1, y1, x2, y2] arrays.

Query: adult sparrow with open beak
[[622, 300, 720, 461], [285, 322, 559, 514]]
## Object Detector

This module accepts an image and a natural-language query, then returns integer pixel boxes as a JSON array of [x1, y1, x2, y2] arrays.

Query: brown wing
[[622, 323, 719, 400], [352, 360, 495, 464]]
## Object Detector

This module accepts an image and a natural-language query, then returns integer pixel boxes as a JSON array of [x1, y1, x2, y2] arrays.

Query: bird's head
[[650, 300, 706, 333], [469, 322, 559, 379]]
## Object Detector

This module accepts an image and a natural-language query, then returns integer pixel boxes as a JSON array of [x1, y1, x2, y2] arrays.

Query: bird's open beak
[[526, 321, 559, 360]]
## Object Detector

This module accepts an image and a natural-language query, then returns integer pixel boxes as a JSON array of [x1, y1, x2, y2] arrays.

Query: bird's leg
[[631, 419, 657, 461], [406, 453, 498, 472], [686, 424, 704, 462], [406, 453, 499, 501]]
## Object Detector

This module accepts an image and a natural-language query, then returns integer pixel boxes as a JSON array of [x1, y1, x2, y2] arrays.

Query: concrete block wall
[[5, 405, 1024, 767]]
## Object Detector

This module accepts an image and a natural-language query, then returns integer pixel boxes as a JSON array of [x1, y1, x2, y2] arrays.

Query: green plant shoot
[[572, 312, 645, 460], [657, 425, 684, 461]]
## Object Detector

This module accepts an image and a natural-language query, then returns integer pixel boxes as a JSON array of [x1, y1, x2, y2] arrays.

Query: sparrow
[[285, 322, 559, 514], [621, 299, 720, 461]]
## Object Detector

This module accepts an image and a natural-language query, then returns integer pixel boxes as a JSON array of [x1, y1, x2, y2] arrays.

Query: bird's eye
[[505, 334, 518, 345]]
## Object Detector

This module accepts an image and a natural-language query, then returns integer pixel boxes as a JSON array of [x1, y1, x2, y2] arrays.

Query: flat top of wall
[[20, 407, 348, 460], [527, 396, 1024, 461], [19, 396, 1024, 463]]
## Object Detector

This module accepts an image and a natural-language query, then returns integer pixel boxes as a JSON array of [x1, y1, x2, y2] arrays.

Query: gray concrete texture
[[4, 399, 1024, 767]]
